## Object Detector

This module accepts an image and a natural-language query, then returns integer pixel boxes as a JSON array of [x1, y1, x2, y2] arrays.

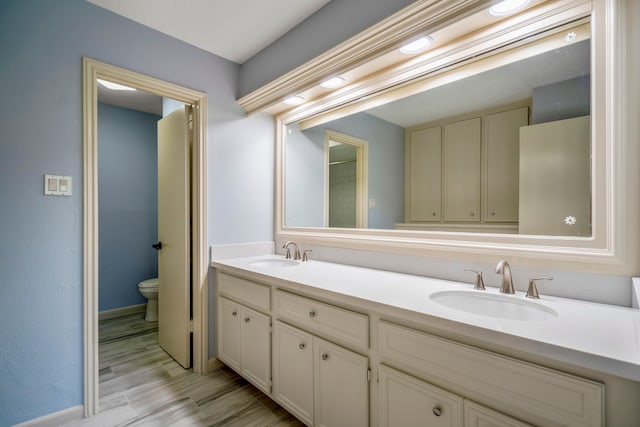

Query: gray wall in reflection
[[286, 113, 405, 228]]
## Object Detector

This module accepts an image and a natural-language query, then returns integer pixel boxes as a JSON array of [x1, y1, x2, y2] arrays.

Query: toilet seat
[[138, 278, 158, 289]]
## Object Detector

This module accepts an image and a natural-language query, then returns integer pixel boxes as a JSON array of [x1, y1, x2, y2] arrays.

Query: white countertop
[[212, 255, 640, 382]]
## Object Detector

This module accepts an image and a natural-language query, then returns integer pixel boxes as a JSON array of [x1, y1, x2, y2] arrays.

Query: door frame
[[82, 57, 209, 417], [323, 130, 368, 228]]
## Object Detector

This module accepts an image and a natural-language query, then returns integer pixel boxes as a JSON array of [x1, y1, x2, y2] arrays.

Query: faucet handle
[[465, 269, 486, 291], [302, 250, 312, 262], [526, 276, 553, 299]]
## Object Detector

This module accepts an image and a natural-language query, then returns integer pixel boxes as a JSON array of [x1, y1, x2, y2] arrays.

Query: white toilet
[[138, 278, 159, 322]]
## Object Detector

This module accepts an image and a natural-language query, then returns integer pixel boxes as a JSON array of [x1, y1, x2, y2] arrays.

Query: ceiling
[[97, 83, 164, 115], [367, 39, 590, 128], [86, 0, 331, 64]]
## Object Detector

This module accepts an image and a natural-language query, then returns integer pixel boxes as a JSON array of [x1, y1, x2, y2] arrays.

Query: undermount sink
[[249, 258, 300, 268], [430, 290, 558, 321]]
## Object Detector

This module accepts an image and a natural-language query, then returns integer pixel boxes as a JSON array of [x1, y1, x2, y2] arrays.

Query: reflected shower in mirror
[[284, 23, 591, 236]]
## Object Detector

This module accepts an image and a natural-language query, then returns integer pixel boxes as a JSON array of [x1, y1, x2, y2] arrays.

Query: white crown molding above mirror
[[252, 0, 637, 275]]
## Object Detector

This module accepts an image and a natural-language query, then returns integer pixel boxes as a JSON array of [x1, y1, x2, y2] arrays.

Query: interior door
[[157, 105, 191, 368]]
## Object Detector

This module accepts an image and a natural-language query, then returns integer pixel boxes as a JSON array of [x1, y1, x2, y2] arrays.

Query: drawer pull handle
[[244, 317, 250, 323], [432, 406, 442, 417], [321, 353, 329, 361], [309, 310, 317, 318], [232, 311, 237, 316], [299, 343, 306, 350]]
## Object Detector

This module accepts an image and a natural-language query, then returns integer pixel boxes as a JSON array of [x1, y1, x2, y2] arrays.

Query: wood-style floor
[[62, 313, 304, 426]]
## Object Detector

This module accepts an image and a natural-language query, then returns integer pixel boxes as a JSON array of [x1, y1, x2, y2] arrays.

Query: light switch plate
[[44, 174, 72, 196]]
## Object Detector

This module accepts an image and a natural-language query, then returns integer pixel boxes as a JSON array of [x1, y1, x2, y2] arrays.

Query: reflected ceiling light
[[320, 76, 346, 89], [283, 95, 305, 105], [565, 31, 577, 42], [399, 36, 433, 54], [97, 78, 136, 91], [488, 0, 530, 16]]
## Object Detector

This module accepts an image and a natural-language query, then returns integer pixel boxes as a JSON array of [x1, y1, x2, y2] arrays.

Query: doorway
[[324, 130, 368, 228], [82, 57, 209, 417]]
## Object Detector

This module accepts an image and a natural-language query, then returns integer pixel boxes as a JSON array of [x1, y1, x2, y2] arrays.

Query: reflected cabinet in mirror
[[275, 0, 636, 273]]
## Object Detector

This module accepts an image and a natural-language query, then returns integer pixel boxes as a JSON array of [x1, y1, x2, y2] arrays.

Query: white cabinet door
[[464, 400, 533, 427], [218, 297, 271, 394], [519, 115, 591, 236], [314, 337, 368, 427], [217, 297, 242, 372], [378, 365, 463, 427], [241, 306, 271, 394], [273, 321, 314, 425], [444, 118, 481, 221], [483, 107, 528, 222], [408, 126, 442, 221]]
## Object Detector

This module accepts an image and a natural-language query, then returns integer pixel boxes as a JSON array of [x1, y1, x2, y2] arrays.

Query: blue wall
[[98, 103, 159, 312], [0, 1, 273, 424], [239, 0, 416, 96]]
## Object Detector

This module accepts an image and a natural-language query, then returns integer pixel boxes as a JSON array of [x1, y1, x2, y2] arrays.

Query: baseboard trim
[[99, 304, 146, 320], [208, 358, 224, 372], [13, 405, 84, 427]]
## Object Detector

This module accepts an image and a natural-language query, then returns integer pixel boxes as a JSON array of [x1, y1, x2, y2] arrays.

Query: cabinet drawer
[[275, 290, 369, 350], [218, 272, 270, 312], [378, 321, 603, 427], [464, 400, 533, 427], [379, 364, 463, 427]]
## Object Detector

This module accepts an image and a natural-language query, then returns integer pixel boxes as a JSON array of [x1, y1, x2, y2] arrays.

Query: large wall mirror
[[273, 0, 636, 274]]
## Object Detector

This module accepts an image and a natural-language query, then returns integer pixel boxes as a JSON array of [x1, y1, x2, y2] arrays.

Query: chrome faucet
[[495, 260, 515, 294], [283, 241, 302, 260]]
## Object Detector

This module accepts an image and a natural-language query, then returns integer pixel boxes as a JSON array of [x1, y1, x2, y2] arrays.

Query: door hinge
[[367, 368, 372, 383], [189, 319, 194, 333]]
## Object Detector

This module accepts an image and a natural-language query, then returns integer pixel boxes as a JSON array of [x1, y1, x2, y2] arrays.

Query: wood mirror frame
[[240, 0, 637, 274]]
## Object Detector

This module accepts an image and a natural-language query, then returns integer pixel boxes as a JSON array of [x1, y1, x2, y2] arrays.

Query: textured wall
[[98, 103, 159, 312], [0, 0, 272, 424]]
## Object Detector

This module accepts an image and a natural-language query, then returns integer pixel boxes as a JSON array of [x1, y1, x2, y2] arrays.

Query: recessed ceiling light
[[488, 0, 530, 16], [284, 95, 305, 105], [399, 36, 433, 54], [97, 78, 136, 91], [320, 76, 346, 89]]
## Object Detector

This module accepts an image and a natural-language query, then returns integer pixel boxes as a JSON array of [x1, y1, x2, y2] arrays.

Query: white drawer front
[[218, 272, 270, 312], [378, 321, 603, 427], [378, 364, 463, 427], [464, 400, 533, 427], [275, 290, 369, 350]]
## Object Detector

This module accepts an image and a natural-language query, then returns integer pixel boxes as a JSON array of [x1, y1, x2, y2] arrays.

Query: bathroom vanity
[[212, 255, 640, 427]]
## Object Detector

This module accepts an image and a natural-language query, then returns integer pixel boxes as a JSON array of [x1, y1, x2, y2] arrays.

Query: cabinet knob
[[432, 212, 436, 216], [309, 310, 317, 318], [232, 311, 237, 316], [244, 317, 250, 323], [491, 211, 496, 216], [299, 343, 306, 350], [470, 212, 475, 217], [321, 353, 329, 361], [432, 406, 442, 417]]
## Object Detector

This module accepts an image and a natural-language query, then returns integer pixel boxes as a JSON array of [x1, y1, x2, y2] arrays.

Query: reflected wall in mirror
[[325, 130, 369, 228], [284, 22, 591, 237]]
